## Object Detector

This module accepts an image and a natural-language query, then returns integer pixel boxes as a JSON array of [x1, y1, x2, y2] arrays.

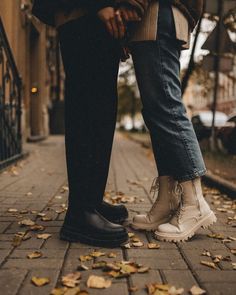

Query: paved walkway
[[0, 132, 235, 295]]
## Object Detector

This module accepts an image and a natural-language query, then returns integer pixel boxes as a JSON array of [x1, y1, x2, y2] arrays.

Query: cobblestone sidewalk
[[0, 133, 235, 295]]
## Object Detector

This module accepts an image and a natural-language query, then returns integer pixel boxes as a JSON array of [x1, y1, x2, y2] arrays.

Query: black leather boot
[[60, 209, 128, 247], [97, 201, 128, 224]]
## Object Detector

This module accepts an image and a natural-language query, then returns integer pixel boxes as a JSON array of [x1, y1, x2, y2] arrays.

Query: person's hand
[[97, 7, 126, 39], [118, 6, 141, 23]]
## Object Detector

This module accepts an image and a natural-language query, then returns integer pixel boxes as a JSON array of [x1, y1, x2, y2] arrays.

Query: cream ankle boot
[[154, 177, 217, 242], [131, 176, 181, 231]]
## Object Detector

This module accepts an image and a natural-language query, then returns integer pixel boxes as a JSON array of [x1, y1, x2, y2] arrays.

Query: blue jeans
[[130, 3, 206, 181]]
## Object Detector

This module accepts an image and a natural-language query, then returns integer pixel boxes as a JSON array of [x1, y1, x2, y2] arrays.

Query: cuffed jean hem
[[174, 168, 207, 182]]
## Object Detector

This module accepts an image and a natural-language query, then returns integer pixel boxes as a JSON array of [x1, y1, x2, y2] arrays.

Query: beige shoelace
[[148, 177, 182, 216]]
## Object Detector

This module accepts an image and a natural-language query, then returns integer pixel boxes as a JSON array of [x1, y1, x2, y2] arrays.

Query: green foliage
[[118, 60, 142, 120]]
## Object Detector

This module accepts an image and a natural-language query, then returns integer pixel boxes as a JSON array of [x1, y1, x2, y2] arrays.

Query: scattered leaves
[[27, 251, 43, 259], [79, 255, 93, 262], [128, 232, 135, 238], [90, 251, 106, 258], [30, 224, 45, 231], [41, 216, 53, 221], [146, 283, 183, 295], [37, 233, 52, 240], [77, 264, 89, 271], [132, 241, 144, 247], [107, 252, 117, 258], [87, 275, 111, 289], [190, 285, 206, 295], [62, 272, 81, 288], [7, 208, 18, 213], [19, 219, 35, 226], [31, 276, 50, 287], [201, 250, 211, 257], [200, 260, 217, 269], [207, 233, 224, 240], [148, 243, 160, 249], [129, 286, 139, 292]]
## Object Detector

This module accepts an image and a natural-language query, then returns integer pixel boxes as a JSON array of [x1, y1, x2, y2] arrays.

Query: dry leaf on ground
[[62, 272, 81, 288], [123, 243, 131, 249], [190, 285, 206, 295], [132, 241, 144, 247], [207, 233, 224, 240], [128, 232, 135, 238], [7, 208, 18, 213], [148, 243, 161, 249], [31, 276, 50, 287], [87, 275, 111, 289], [107, 252, 117, 258], [129, 286, 139, 292], [200, 260, 217, 269], [30, 224, 45, 231], [50, 287, 68, 295], [77, 264, 89, 271], [168, 286, 184, 295], [201, 250, 211, 257], [137, 266, 149, 273], [41, 216, 53, 221], [37, 233, 52, 240], [19, 219, 35, 226], [27, 251, 43, 259], [90, 251, 106, 258], [92, 261, 107, 269], [79, 255, 93, 262]]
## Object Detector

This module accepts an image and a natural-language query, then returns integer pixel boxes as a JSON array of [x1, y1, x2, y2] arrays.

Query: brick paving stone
[[195, 270, 236, 283], [80, 281, 129, 295], [0, 269, 28, 295], [9, 249, 67, 259], [203, 283, 236, 295], [2, 258, 64, 269], [18, 269, 60, 295], [0, 249, 12, 265], [130, 270, 163, 295], [0, 222, 11, 233], [163, 270, 198, 295]]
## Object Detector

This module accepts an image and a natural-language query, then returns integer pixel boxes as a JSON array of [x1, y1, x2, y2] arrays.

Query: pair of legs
[[58, 4, 215, 245], [131, 2, 216, 241], [58, 15, 128, 247]]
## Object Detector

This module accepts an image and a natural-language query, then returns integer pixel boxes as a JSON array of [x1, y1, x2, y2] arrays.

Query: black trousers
[[58, 15, 121, 212]]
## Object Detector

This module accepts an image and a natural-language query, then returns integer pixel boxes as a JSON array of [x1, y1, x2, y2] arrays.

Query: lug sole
[[60, 228, 129, 248], [154, 211, 217, 242]]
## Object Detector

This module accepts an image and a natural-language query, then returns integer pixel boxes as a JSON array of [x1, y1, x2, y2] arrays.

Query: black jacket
[[32, 0, 115, 26]]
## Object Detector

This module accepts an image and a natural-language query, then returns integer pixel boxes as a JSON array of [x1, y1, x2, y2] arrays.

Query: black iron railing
[[0, 17, 23, 169]]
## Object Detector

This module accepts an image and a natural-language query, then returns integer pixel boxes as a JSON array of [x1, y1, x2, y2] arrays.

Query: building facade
[[0, 0, 63, 143]]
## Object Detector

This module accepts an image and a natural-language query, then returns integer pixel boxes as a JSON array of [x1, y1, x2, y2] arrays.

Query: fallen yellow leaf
[[190, 285, 206, 295], [27, 251, 43, 259], [90, 251, 106, 258], [200, 260, 217, 269], [87, 275, 111, 289], [37, 233, 52, 240], [79, 255, 93, 262], [148, 243, 161, 249], [62, 272, 81, 288], [31, 276, 50, 287], [19, 219, 35, 226]]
